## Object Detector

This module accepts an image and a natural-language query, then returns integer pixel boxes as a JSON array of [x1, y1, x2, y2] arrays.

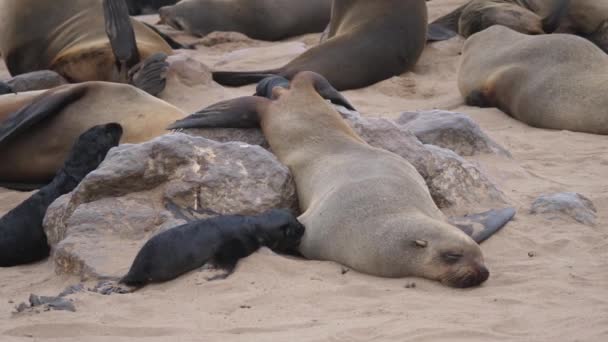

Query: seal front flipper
[[141, 22, 194, 50], [0, 82, 14, 96], [448, 207, 516, 244], [541, 0, 571, 33], [427, 2, 467, 41], [0, 86, 88, 147], [255, 76, 291, 99], [128, 53, 169, 96], [168, 96, 268, 130], [103, 0, 140, 77], [213, 70, 279, 87]]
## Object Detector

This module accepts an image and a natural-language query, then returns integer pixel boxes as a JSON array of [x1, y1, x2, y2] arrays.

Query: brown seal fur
[[459, 25, 608, 134], [170, 72, 500, 288], [212, 0, 428, 91], [0, 82, 184, 184], [158, 0, 331, 41], [0, 0, 172, 83]]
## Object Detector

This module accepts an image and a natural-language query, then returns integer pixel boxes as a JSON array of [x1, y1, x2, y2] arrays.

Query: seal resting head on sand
[[459, 25, 608, 135], [158, 0, 331, 41], [118, 208, 304, 289], [0, 123, 122, 267], [211, 0, 428, 91], [0, 0, 173, 95], [170, 72, 516, 288], [0, 81, 185, 189]]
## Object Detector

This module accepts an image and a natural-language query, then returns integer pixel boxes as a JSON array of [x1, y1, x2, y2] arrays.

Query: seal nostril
[[478, 266, 490, 283]]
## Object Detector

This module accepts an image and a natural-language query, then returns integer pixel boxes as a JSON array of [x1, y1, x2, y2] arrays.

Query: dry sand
[[1, 1, 607, 341]]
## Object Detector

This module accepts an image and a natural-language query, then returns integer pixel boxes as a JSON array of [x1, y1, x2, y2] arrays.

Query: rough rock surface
[[397, 110, 510, 157], [43, 134, 297, 280], [530, 192, 597, 226]]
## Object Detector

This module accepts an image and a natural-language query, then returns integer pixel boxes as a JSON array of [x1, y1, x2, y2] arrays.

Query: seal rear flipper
[[427, 3, 467, 41], [448, 207, 516, 243], [103, 0, 140, 74], [141, 22, 194, 50], [541, 0, 571, 33], [213, 71, 279, 87], [0, 181, 48, 192], [168, 96, 266, 130], [128, 52, 169, 96], [0, 86, 88, 147]]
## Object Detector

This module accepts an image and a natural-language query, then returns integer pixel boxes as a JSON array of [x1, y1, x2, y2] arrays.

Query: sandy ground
[[1, 1, 607, 341]]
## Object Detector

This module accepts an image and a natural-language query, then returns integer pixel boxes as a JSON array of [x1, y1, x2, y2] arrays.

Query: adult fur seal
[[0, 123, 122, 267], [0, 0, 173, 95], [0, 82, 185, 187], [126, 0, 179, 15], [212, 0, 428, 91], [459, 25, 608, 134], [119, 209, 304, 288], [158, 0, 331, 41], [170, 72, 515, 287]]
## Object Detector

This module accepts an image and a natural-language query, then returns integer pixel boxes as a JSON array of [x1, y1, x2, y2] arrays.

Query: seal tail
[[427, 2, 468, 41], [212, 70, 281, 87], [541, 0, 571, 33], [448, 207, 516, 244]]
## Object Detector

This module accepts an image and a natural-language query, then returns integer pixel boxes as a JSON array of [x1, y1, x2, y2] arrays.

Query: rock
[[397, 110, 510, 156], [530, 192, 597, 226], [6, 70, 68, 92], [43, 133, 297, 279], [342, 110, 509, 215], [182, 128, 268, 148]]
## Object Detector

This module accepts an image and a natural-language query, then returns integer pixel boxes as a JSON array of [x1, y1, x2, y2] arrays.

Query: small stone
[[341, 267, 350, 275], [528, 251, 536, 258], [404, 282, 417, 289], [530, 192, 597, 226]]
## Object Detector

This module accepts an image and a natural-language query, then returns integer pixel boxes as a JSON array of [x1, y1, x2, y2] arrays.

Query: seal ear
[[168, 96, 268, 130], [448, 207, 516, 243], [413, 240, 428, 248]]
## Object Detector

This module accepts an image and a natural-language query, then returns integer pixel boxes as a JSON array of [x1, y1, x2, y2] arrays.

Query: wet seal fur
[[0, 0, 172, 94], [159, 0, 331, 41], [170, 72, 516, 288], [0, 123, 122, 267], [119, 209, 304, 288], [211, 0, 428, 91], [0, 82, 185, 187], [459, 26, 608, 135]]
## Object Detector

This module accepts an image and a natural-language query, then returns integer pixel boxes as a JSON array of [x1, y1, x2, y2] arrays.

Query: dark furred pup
[[120, 209, 305, 287], [0, 123, 122, 267]]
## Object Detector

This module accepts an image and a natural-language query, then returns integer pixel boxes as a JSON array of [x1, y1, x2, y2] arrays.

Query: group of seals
[[429, 0, 608, 53], [158, 0, 332, 41], [171, 72, 515, 287], [459, 25, 608, 135], [0, 123, 122, 267], [212, 0, 428, 90], [119, 209, 304, 289], [0, 82, 185, 187], [0, 0, 173, 95]]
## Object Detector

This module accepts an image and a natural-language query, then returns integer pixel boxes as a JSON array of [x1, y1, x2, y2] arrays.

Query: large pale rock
[[530, 192, 597, 226], [43, 134, 297, 279], [397, 110, 510, 157]]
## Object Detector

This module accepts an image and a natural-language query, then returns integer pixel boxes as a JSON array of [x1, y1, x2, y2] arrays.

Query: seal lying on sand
[[158, 0, 331, 41], [0, 0, 173, 95], [119, 209, 304, 289], [459, 25, 608, 135], [0, 123, 122, 267], [211, 0, 428, 91], [0, 82, 185, 188], [170, 72, 515, 287]]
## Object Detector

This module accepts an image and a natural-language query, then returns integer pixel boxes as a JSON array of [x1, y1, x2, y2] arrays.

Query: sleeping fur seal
[[158, 0, 331, 41], [169, 72, 515, 287], [0, 123, 122, 267], [459, 25, 608, 134], [119, 208, 304, 288], [0, 82, 185, 187], [212, 0, 428, 91], [0, 0, 173, 95]]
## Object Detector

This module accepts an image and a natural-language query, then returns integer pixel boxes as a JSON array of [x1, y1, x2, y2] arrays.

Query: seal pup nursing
[[0, 123, 122, 267], [170, 72, 515, 287], [211, 0, 428, 91]]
